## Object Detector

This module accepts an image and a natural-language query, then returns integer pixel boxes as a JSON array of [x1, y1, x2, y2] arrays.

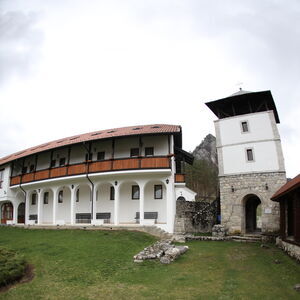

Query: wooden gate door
[[1, 203, 13, 224]]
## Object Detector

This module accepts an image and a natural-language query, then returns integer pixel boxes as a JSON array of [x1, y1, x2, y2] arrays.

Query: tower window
[[241, 121, 249, 133], [246, 148, 254, 162]]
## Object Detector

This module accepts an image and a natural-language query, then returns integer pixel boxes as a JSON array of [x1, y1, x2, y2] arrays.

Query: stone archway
[[244, 194, 261, 233], [18, 203, 25, 224], [1, 202, 13, 224]]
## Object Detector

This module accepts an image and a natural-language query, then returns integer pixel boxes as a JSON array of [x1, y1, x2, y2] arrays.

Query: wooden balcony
[[175, 174, 185, 183], [10, 156, 171, 186]]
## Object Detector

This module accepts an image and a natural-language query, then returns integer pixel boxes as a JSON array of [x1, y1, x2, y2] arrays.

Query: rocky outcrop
[[192, 134, 217, 166], [133, 240, 189, 264]]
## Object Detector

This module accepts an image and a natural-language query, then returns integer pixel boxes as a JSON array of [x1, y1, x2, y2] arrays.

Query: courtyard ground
[[0, 227, 299, 299]]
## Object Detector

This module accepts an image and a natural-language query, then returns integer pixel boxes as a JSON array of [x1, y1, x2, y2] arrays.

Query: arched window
[[58, 190, 63, 203]]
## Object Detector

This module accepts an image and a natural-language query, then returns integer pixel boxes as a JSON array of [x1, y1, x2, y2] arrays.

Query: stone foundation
[[276, 237, 300, 261], [219, 172, 286, 234]]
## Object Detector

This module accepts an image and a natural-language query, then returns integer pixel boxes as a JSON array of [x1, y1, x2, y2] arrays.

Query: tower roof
[[205, 90, 280, 123]]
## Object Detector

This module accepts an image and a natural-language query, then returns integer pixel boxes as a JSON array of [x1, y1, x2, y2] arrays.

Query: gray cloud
[[0, 10, 43, 85]]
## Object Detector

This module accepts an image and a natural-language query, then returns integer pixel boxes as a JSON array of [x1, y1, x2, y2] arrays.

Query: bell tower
[[206, 89, 286, 234]]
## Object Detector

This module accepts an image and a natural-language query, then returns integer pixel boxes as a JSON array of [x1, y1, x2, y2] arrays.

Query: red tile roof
[[0, 124, 181, 166], [271, 174, 300, 201]]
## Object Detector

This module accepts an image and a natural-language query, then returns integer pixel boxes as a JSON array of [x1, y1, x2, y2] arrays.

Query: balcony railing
[[10, 156, 171, 186]]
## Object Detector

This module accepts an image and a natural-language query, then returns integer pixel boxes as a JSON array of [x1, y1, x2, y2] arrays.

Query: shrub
[[0, 247, 26, 287]]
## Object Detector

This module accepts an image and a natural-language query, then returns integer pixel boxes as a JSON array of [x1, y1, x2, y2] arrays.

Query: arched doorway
[[18, 203, 25, 224], [244, 195, 261, 233], [1, 202, 13, 224]]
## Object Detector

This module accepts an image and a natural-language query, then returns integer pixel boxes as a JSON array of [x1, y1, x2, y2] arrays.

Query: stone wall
[[174, 199, 217, 234], [219, 172, 286, 234], [276, 237, 300, 261]]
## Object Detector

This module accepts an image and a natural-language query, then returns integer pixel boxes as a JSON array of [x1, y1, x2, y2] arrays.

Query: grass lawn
[[0, 227, 300, 299]]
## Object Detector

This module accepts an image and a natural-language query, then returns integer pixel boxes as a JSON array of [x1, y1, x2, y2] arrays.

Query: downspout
[[83, 142, 95, 221], [13, 160, 26, 222]]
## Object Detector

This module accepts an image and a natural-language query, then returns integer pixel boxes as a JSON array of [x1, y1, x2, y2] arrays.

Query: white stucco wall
[[119, 182, 140, 223], [96, 183, 114, 223], [56, 187, 71, 223], [36, 152, 51, 170], [221, 141, 280, 174], [142, 136, 169, 156], [144, 182, 167, 223], [75, 185, 91, 214], [175, 186, 197, 201], [216, 111, 277, 146], [215, 110, 285, 175], [69, 144, 86, 164], [42, 190, 53, 224]]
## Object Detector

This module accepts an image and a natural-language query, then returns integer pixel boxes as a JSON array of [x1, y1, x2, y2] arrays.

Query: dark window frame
[[132, 185, 140, 200], [31, 193, 37, 205], [58, 190, 63, 203], [110, 186, 115, 200], [97, 151, 105, 161], [50, 159, 56, 168], [145, 147, 154, 156], [241, 121, 249, 133], [85, 153, 93, 161], [76, 189, 80, 202], [154, 185, 163, 199], [130, 148, 139, 157], [59, 157, 66, 166], [246, 148, 254, 162], [43, 192, 49, 204]]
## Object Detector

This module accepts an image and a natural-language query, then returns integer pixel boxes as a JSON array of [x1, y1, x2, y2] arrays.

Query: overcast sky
[[0, 0, 299, 178]]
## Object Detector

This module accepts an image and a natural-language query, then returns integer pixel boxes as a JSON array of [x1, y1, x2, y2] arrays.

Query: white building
[[0, 124, 195, 233], [206, 90, 287, 234]]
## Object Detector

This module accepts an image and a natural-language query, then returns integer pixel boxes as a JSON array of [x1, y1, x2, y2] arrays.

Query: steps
[[142, 226, 173, 240], [231, 234, 262, 243]]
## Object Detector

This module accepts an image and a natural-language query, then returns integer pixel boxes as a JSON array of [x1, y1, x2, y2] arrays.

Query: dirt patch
[[0, 264, 34, 294]]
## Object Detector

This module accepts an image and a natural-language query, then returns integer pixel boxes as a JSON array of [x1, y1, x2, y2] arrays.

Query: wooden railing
[[175, 174, 185, 183], [10, 156, 171, 186]]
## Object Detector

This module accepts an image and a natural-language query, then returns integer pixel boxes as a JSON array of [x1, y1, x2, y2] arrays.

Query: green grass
[[0, 227, 300, 299], [0, 247, 26, 287]]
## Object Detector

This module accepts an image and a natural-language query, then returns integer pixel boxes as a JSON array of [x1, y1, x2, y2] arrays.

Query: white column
[[92, 187, 97, 222], [70, 187, 76, 225], [25, 192, 30, 225], [114, 185, 120, 225], [139, 183, 145, 225], [13, 202, 18, 224], [37, 190, 43, 225], [52, 188, 58, 225], [166, 179, 175, 233]]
